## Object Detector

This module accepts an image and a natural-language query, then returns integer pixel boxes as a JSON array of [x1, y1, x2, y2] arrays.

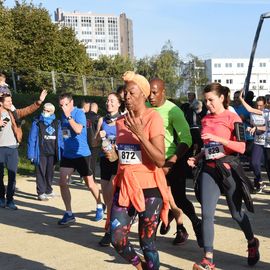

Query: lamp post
[[244, 12, 270, 95]]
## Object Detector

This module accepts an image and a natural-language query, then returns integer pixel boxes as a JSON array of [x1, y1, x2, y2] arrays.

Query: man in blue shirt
[[58, 93, 104, 226], [233, 91, 254, 161]]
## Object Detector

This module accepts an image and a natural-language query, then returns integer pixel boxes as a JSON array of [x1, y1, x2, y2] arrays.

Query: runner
[[239, 92, 270, 192], [110, 71, 169, 270], [96, 93, 122, 246], [188, 83, 260, 270], [149, 78, 202, 247]]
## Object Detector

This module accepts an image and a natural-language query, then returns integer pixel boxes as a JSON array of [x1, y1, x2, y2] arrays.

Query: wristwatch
[[67, 116, 73, 121]]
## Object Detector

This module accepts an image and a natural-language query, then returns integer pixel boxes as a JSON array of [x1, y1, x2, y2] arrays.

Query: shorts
[[60, 155, 93, 177], [100, 156, 118, 181]]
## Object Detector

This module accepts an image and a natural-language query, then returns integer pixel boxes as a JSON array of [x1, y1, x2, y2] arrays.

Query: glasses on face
[[43, 109, 51, 113]]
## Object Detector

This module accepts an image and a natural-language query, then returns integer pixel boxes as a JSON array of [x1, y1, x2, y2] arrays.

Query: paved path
[[0, 171, 269, 270]]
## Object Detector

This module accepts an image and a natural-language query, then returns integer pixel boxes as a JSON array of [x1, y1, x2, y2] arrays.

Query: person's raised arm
[[239, 89, 262, 115]]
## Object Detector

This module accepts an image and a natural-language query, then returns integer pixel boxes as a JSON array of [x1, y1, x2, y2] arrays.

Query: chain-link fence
[[4, 69, 123, 96]]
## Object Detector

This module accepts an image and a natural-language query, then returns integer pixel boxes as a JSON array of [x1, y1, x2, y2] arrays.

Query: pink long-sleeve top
[[201, 109, 246, 156]]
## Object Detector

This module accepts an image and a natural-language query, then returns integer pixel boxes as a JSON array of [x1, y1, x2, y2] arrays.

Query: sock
[[66, 211, 73, 216], [97, 203, 103, 209]]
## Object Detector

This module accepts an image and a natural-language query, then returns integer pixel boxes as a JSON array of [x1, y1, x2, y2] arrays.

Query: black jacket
[[195, 155, 254, 213]]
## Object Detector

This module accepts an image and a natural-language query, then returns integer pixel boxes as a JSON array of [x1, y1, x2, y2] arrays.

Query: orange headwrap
[[122, 71, 150, 98]]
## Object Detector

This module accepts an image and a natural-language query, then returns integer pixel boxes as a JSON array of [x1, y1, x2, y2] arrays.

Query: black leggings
[[167, 157, 200, 226], [199, 171, 254, 253]]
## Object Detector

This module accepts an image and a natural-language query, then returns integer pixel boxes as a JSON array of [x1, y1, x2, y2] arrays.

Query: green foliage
[[0, 1, 90, 92], [0, 2, 206, 98], [136, 40, 183, 98], [182, 54, 208, 98], [0, 3, 16, 70]]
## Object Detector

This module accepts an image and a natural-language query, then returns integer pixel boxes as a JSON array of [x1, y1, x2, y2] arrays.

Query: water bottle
[[102, 137, 118, 162]]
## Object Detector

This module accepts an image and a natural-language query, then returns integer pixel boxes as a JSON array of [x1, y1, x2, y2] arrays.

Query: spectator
[[27, 103, 63, 201], [0, 73, 11, 95], [0, 90, 48, 209]]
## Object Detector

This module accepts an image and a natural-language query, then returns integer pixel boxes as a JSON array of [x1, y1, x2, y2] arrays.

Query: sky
[[4, 0, 270, 60]]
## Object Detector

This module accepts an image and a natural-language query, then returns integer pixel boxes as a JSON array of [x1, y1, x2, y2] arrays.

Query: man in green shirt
[[149, 78, 202, 247]]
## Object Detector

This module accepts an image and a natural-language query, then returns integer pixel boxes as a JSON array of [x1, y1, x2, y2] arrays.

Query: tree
[[8, 1, 90, 92], [0, 2, 16, 71], [182, 54, 208, 98], [154, 40, 183, 97]]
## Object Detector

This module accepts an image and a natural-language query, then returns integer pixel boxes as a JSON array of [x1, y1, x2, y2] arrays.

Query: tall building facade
[[54, 8, 134, 59], [205, 58, 270, 96]]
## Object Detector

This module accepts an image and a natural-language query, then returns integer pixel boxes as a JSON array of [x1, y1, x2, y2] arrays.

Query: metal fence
[[5, 69, 123, 96]]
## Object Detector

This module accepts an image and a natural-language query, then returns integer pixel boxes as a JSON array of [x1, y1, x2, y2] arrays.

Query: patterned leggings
[[110, 191, 162, 270]]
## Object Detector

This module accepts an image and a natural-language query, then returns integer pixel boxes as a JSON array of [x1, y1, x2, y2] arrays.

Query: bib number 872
[[121, 151, 136, 160]]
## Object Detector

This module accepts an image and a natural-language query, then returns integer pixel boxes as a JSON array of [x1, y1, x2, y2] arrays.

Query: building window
[[259, 79, 266, 83], [214, 79, 221, 83], [237, 63, 244, 68], [226, 79, 233, 84], [214, 63, 221, 68], [259, 62, 266, 67], [225, 63, 232, 68]]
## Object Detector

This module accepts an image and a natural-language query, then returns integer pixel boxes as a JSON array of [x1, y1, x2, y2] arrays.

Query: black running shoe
[[173, 228, 189, 245], [160, 222, 171, 235], [99, 232, 111, 247], [247, 237, 260, 266]]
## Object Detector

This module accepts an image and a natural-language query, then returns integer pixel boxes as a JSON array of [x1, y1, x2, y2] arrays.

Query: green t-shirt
[[149, 100, 192, 158]]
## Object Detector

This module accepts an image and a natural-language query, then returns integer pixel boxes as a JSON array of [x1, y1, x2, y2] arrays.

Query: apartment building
[[205, 58, 270, 96], [54, 8, 134, 59]]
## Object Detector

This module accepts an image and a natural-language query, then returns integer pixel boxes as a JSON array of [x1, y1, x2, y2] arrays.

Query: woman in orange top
[[109, 71, 169, 270]]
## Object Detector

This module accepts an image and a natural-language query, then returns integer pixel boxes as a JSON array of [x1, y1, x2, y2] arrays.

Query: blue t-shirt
[[234, 105, 253, 141], [61, 107, 90, 158]]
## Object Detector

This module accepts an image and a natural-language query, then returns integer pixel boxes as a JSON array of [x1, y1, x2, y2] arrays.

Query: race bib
[[265, 131, 270, 144], [62, 128, 71, 139], [254, 133, 265, 145], [204, 142, 225, 160], [118, 144, 142, 164]]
